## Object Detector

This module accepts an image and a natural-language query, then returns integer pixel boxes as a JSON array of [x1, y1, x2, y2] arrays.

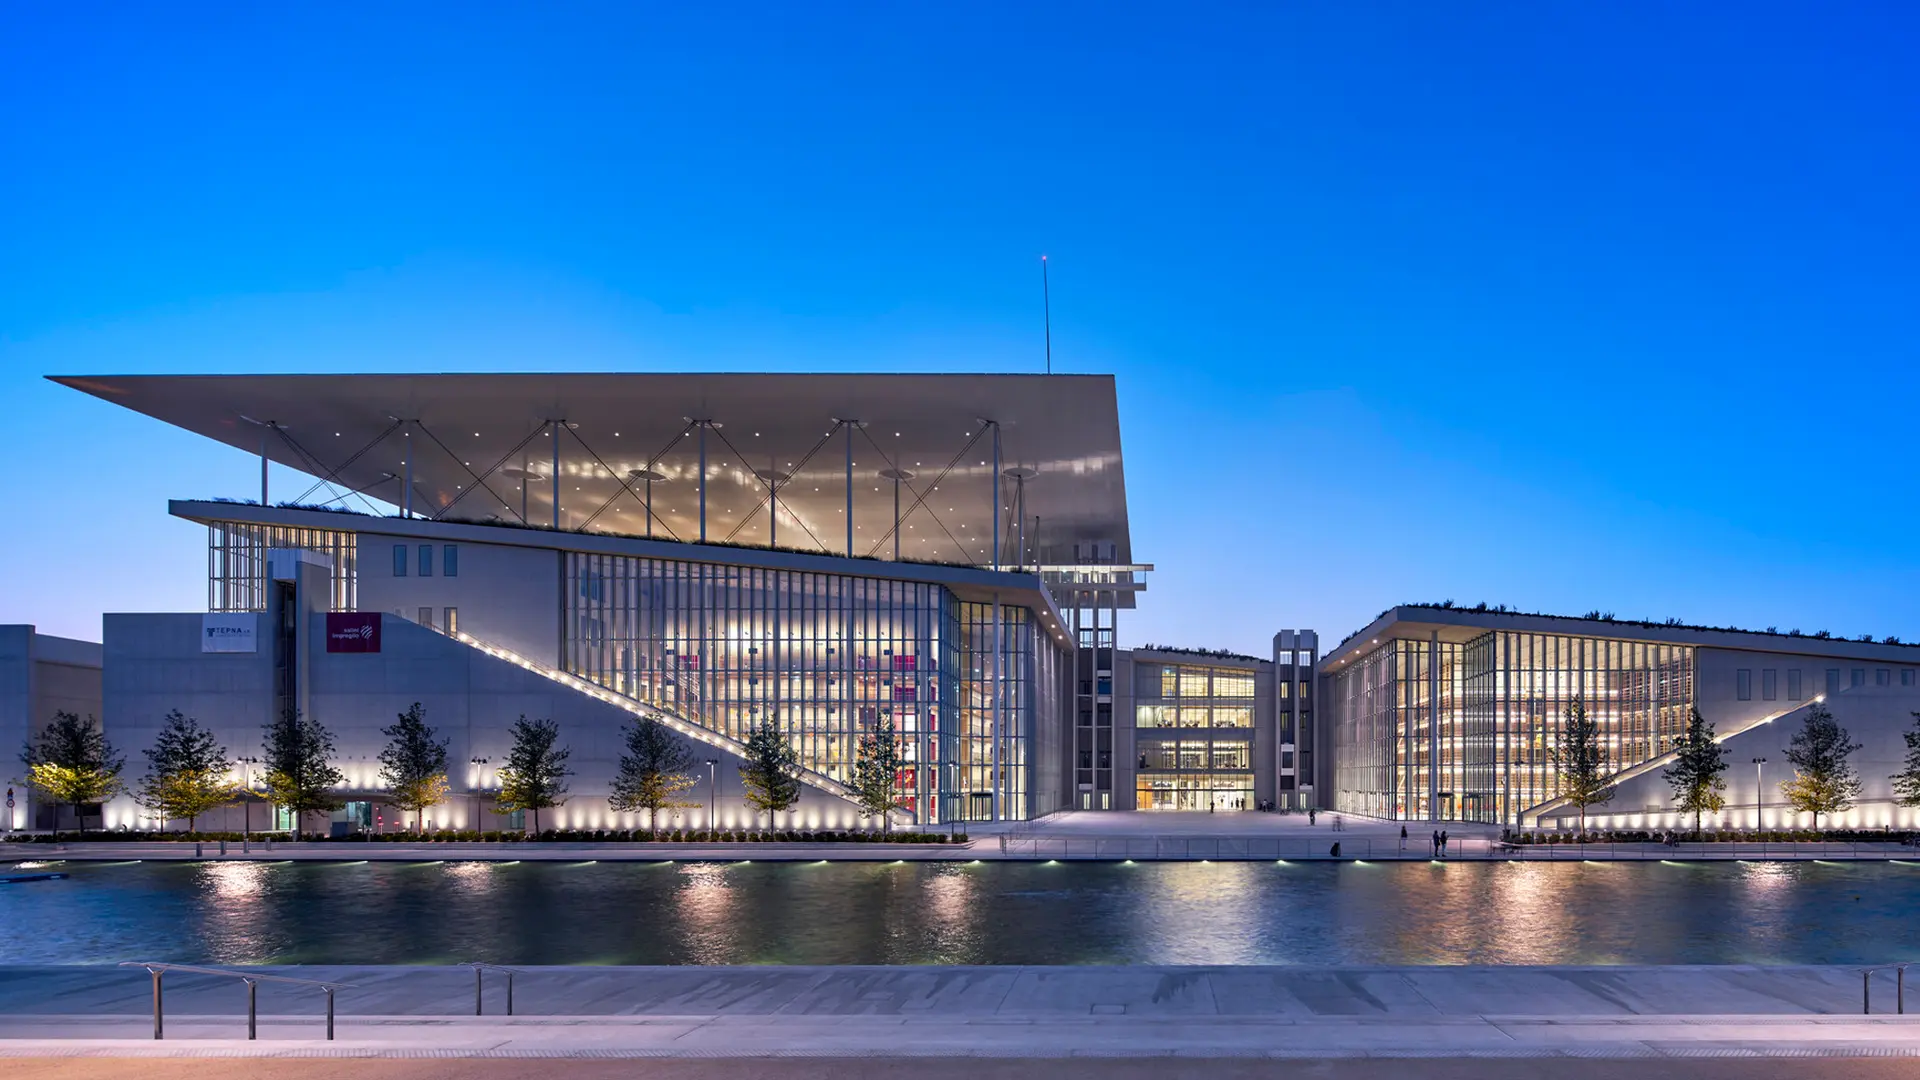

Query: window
[[418, 607, 434, 629], [1826, 669, 1841, 697], [443, 544, 458, 577], [1736, 669, 1751, 701], [1135, 705, 1176, 728], [1851, 668, 1865, 688], [1209, 706, 1254, 728], [1213, 671, 1256, 698], [1279, 682, 1290, 698], [1905, 670, 1915, 687], [444, 607, 458, 635], [392, 544, 408, 576], [1876, 669, 1890, 687], [1788, 670, 1803, 700], [1762, 669, 1777, 701], [419, 544, 433, 577], [1178, 668, 1210, 698]]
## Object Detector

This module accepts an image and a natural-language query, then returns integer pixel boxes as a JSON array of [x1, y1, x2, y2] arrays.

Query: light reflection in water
[[2, 859, 1916, 967]]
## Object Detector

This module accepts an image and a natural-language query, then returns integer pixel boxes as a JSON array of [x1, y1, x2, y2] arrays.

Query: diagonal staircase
[[449, 629, 860, 804]]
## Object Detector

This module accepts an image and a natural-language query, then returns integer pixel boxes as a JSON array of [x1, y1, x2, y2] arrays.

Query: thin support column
[[1429, 630, 1441, 824], [259, 429, 269, 506], [844, 422, 854, 557], [698, 422, 708, 543], [892, 474, 900, 560], [769, 457, 778, 548], [991, 594, 1002, 822], [402, 422, 413, 519], [990, 422, 1001, 570], [550, 422, 560, 530]]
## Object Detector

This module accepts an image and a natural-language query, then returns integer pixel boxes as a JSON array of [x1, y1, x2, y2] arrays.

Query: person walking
[[1431, 828, 1440, 857], [1400, 824, 1408, 853], [1440, 829, 1450, 858], [1309, 809, 1317, 827]]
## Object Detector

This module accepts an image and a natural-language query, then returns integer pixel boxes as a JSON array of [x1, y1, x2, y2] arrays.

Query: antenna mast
[[1042, 255, 1052, 375]]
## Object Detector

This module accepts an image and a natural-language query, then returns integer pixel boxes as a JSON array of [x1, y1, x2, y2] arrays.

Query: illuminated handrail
[[449, 629, 860, 803]]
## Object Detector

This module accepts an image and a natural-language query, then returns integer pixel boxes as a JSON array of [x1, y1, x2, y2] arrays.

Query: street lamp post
[[1752, 757, 1768, 833], [706, 759, 719, 830], [469, 757, 489, 833], [238, 756, 260, 852]]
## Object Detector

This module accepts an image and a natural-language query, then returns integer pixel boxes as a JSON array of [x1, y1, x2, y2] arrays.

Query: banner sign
[[325, 611, 383, 653], [200, 613, 258, 653]]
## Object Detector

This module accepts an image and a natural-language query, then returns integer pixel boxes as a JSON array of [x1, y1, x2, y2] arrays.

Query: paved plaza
[[1, 964, 1919, 1062]]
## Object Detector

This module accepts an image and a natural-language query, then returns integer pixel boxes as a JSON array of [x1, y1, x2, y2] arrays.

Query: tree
[[378, 702, 450, 832], [137, 710, 237, 832], [738, 721, 801, 828], [1891, 712, 1920, 809], [21, 711, 124, 834], [608, 714, 699, 834], [1549, 695, 1615, 840], [849, 715, 906, 833], [1662, 707, 1727, 837], [495, 715, 571, 834], [260, 706, 345, 838], [1781, 702, 1861, 830]]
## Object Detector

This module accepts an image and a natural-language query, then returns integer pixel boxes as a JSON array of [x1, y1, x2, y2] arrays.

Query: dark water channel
[[3, 858, 1916, 966]]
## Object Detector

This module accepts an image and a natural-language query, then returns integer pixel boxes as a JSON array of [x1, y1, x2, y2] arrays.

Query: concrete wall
[[100, 609, 866, 833], [1, 625, 106, 829], [354, 532, 563, 668]]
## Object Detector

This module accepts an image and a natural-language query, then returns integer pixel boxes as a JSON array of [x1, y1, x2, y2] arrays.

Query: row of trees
[[20, 704, 913, 836], [1550, 696, 1920, 835]]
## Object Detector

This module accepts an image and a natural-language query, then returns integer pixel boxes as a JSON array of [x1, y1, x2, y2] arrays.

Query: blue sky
[[4, 3, 1918, 652]]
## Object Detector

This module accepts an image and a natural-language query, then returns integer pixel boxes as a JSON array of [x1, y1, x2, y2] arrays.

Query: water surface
[[2, 858, 1915, 966]]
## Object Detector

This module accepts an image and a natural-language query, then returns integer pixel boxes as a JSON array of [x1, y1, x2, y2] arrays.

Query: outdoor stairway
[[448, 628, 860, 805]]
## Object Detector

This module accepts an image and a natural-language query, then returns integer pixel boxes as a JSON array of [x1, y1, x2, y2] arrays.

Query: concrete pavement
[[2, 964, 1920, 1059]]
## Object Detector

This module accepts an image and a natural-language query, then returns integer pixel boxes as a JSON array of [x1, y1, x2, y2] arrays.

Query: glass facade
[[1331, 631, 1694, 825], [562, 551, 1058, 823], [208, 524, 357, 612], [1133, 661, 1261, 811]]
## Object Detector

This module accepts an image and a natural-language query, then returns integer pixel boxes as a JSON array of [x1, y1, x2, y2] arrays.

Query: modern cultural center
[[11, 371, 1920, 834]]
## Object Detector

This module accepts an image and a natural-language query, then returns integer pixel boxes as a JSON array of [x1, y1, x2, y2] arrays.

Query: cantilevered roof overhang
[[54, 372, 1132, 571]]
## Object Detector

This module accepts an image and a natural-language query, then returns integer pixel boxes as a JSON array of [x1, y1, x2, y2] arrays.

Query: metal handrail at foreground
[[119, 961, 354, 1041], [465, 961, 523, 1015]]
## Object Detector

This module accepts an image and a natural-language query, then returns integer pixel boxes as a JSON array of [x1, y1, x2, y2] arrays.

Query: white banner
[[201, 612, 258, 653]]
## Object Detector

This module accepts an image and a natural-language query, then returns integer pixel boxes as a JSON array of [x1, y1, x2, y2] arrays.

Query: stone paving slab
[[3, 1012, 1920, 1058], [0, 964, 1900, 1021]]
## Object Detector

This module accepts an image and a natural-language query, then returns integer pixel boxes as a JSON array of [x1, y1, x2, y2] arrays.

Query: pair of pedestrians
[[1429, 828, 1451, 857]]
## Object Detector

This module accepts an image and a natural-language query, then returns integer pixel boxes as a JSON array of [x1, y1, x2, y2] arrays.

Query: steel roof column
[[402, 422, 413, 519], [992, 593, 1003, 822], [259, 428, 269, 506], [990, 422, 1001, 570], [698, 421, 707, 543], [1429, 630, 1441, 824], [550, 422, 560, 529], [845, 421, 853, 556]]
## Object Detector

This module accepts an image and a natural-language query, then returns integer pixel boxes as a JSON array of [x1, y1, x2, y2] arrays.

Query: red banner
[[325, 612, 383, 653]]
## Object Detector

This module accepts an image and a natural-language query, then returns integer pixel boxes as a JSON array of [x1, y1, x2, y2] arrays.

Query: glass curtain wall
[[1495, 632, 1694, 821], [1331, 631, 1695, 825], [1133, 662, 1259, 811], [207, 523, 357, 612], [564, 552, 948, 823], [562, 552, 1054, 824]]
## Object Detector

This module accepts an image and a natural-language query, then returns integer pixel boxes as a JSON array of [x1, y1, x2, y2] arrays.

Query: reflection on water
[[3, 859, 1918, 967]]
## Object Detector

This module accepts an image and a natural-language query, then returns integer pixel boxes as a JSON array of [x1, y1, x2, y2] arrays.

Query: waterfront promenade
[[0, 964, 1918, 1063], [6, 810, 1917, 862]]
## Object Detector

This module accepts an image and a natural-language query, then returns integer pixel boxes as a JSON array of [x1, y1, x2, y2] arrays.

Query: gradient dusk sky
[[4, 3, 1918, 652]]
